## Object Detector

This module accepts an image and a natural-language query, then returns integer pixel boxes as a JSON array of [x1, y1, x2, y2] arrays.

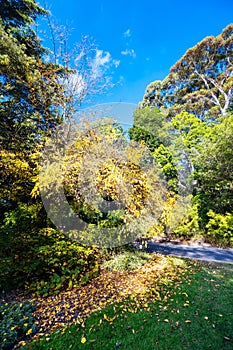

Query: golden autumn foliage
[[0, 150, 34, 202], [36, 119, 168, 246]]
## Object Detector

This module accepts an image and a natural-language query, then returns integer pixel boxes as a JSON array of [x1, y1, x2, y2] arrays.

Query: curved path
[[146, 242, 233, 263]]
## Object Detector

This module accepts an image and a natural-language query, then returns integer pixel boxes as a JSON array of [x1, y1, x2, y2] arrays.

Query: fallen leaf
[[81, 336, 86, 344], [224, 336, 230, 341]]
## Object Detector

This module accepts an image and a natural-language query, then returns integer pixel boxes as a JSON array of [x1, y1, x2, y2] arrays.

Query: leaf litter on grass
[[3, 254, 198, 348]]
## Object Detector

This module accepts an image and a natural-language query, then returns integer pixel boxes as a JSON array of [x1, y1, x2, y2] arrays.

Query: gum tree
[[141, 24, 233, 120]]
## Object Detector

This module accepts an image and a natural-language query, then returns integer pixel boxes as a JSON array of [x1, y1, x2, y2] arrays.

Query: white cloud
[[95, 49, 111, 67], [91, 49, 111, 79], [123, 29, 131, 38], [66, 72, 87, 97], [121, 49, 136, 59], [113, 59, 120, 68], [91, 50, 120, 78]]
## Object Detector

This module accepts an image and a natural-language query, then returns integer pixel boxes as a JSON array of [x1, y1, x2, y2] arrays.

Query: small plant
[[103, 250, 151, 272], [0, 301, 36, 349], [205, 210, 233, 247]]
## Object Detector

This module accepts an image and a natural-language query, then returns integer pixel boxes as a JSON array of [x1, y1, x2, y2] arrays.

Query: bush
[[205, 210, 233, 247], [29, 232, 100, 295], [103, 250, 151, 272], [0, 202, 47, 261], [173, 204, 200, 240], [0, 228, 101, 296], [0, 301, 35, 349]]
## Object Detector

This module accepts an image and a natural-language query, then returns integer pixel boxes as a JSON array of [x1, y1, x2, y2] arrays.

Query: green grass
[[21, 260, 233, 350]]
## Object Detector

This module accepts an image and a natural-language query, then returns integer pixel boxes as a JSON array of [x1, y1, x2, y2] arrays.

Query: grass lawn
[[20, 258, 233, 350]]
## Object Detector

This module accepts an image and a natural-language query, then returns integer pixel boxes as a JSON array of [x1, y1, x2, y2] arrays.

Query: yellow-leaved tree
[[36, 118, 168, 247]]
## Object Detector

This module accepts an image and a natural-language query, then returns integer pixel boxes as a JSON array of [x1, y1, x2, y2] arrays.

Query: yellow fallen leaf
[[81, 336, 86, 344], [26, 329, 33, 336], [185, 320, 191, 323]]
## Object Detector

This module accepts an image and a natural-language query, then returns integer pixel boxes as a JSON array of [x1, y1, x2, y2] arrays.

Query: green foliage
[[129, 108, 178, 192], [128, 126, 161, 152], [128, 106, 169, 152], [2, 202, 43, 231], [0, 226, 101, 295], [205, 210, 233, 247], [173, 201, 200, 239], [133, 107, 164, 136], [0, 301, 35, 349], [0, 202, 47, 259], [153, 144, 178, 192], [30, 235, 100, 295], [170, 112, 207, 151], [0, 2, 63, 153], [195, 113, 233, 224], [141, 24, 233, 119], [103, 250, 151, 272], [0, 0, 47, 28]]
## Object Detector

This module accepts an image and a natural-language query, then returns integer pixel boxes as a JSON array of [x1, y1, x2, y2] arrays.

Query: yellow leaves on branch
[[0, 150, 34, 200], [40, 121, 154, 219]]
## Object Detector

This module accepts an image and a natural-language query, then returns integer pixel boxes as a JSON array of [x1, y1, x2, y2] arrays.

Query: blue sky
[[39, 0, 233, 106]]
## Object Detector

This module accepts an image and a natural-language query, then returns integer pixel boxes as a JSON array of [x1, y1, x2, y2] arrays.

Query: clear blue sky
[[39, 0, 233, 105]]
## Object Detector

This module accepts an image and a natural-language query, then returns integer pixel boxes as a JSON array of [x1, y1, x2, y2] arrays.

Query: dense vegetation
[[0, 1, 232, 348], [129, 25, 233, 245]]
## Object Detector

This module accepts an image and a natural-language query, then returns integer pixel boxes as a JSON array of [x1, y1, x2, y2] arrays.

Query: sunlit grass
[[20, 259, 233, 350]]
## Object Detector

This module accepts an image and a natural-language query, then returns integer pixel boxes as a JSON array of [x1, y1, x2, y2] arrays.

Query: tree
[[0, 1, 65, 152], [129, 107, 178, 192], [153, 144, 178, 192], [128, 126, 161, 153], [0, 0, 68, 220], [195, 113, 233, 225], [132, 107, 164, 135], [0, 0, 115, 215], [42, 17, 115, 121], [141, 24, 233, 119], [36, 119, 167, 247], [168, 111, 208, 192]]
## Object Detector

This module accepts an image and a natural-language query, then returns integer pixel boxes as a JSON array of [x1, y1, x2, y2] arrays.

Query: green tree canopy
[[0, 0, 64, 152], [195, 113, 233, 224], [128, 107, 178, 192], [141, 24, 233, 120]]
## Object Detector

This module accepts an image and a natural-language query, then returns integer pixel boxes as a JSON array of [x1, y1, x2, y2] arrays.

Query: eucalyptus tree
[[141, 24, 233, 120]]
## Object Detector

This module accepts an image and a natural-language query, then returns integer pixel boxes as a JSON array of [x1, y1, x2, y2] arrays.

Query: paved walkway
[[146, 242, 233, 263]]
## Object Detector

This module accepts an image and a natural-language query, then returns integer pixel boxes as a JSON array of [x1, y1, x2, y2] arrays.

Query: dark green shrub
[[0, 301, 35, 349], [0, 202, 48, 260], [29, 235, 100, 295], [0, 227, 101, 295]]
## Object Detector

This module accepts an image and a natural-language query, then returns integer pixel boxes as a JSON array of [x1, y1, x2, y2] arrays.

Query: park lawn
[[20, 259, 233, 350]]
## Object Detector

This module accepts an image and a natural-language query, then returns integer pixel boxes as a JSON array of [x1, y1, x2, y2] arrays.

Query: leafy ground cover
[[0, 227, 101, 296], [1, 254, 233, 349]]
